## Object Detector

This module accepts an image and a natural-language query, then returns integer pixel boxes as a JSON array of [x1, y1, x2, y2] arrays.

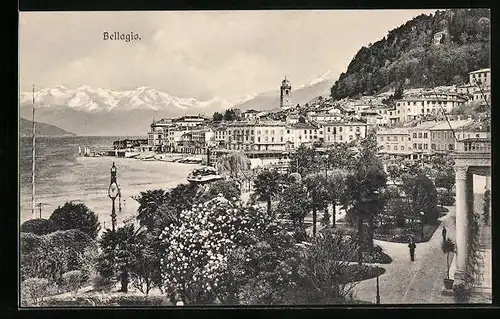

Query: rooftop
[[429, 119, 473, 131], [377, 127, 409, 135], [455, 120, 491, 132], [243, 109, 260, 114], [469, 68, 491, 74], [292, 123, 320, 129], [409, 120, 439, 130]]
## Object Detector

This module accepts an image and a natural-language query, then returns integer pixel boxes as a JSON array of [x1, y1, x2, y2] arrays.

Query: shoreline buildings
[[145, 69, 490, 169]]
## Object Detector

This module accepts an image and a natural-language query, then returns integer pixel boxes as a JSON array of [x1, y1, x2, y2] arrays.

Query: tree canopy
[[330, 9, 490, 100], [49, 202, 101, 240]]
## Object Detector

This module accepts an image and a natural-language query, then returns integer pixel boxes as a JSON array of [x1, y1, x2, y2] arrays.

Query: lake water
[[19, 136, 489, 226], [19, 136, 200, 226]]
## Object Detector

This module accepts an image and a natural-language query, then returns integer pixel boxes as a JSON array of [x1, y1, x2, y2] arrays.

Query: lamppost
[[376, 265, 381, 304], [108, 162, 119, 233]]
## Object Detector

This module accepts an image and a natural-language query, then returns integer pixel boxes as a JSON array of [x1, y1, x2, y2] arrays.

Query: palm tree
[[343, 133, 387, 262], [325, 169, 348, 228], [97, 224, 146, 293], [304, 174, 329, 237], [133, 189, 169, 230], [253, 169, 285, 216]]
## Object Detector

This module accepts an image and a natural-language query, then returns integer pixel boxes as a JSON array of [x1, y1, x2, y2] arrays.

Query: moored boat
[[187, 166, 224, 184]]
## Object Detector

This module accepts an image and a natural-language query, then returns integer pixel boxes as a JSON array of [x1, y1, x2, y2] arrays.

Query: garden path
[[351, 206, 456, 304]]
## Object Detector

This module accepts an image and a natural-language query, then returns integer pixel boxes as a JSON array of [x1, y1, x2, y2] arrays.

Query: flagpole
[[32, 85, 36, 219]]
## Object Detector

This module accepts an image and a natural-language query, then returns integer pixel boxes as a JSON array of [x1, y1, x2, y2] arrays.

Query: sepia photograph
[[18, 9, 491, 307]]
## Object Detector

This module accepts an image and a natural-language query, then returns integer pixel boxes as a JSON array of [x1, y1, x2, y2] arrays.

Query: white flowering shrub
[[159, 195, 273, 305]]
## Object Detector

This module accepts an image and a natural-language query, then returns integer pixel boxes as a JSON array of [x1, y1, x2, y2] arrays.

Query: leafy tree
[[221, 219, 299, 305], [134, 184, 200, 234], [295, 229, 369, 304], [329, 9, 490, 100], [326, 143, 356, 171], [402, 172, 439, 224], [20, 229, 98, 284], [216, 151, 251, 182], [21, 278, 53, 306], [49, 202, 100, 240], [276, 182, 310, 234], [61, 270, 84, 295], [435, 169, 456, 194], [223, 109, 239, 121], [130, 232, 162, 295], [253, 170, 286, 216], [20, 219, 54, 236], [159, 196, 276, 305], [289, 144, 321, 177], [212, 112, 223, 122], [386, 164, 402, 184], [197, 180, 241, 204]]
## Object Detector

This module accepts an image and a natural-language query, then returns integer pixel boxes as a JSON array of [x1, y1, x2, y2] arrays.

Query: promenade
[[352, 195, 491, 304]]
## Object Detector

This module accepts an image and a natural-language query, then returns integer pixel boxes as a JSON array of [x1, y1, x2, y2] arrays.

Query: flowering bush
[[159, 195, 275, 305], [61, 270, 84, 295], [21, 278, 54, 307]]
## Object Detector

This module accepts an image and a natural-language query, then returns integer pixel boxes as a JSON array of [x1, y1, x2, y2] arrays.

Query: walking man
[[408, 241, 416, 261], [442, 225, 447, 242]]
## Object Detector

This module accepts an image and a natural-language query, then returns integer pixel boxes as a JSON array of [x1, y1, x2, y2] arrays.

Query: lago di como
[[19, 9, 491, 307]]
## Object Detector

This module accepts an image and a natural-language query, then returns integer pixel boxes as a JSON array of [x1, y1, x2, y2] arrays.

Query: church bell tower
[[280, 76, 292, 110]]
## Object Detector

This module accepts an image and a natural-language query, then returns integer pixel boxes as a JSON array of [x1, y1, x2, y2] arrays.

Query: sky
[[19, 10, 437, 101]]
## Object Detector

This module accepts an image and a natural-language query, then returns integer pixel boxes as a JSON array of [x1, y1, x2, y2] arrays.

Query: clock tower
[[280, 76, 292, 110]]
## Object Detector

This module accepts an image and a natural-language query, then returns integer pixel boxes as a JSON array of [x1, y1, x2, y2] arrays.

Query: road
[[351, 206, 456, 304]]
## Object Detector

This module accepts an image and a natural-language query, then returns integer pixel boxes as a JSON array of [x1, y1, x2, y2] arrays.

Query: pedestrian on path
[[442, 225, 447, 242], [408, 241, 416, 261]]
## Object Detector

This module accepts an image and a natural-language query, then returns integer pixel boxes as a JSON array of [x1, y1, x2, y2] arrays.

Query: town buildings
[[377, 127, 413, 160], [457, 68, 490, 104], [145, 68, 490, 169], [395, 92, 467, 121]]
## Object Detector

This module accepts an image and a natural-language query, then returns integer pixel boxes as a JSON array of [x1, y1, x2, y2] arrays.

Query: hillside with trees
[[330, 9, 491, 100]]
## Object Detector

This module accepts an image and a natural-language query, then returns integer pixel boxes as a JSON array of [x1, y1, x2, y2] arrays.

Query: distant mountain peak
[[298, 70, 337, 89]]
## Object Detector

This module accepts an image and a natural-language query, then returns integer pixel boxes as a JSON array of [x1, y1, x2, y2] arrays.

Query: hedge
[[41, 295, 173, 307]]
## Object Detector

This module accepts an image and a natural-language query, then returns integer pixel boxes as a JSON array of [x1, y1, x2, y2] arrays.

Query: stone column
[[454, 166, 469, 285], [485, 176, 491, 190], [466, 171, 475, 255]]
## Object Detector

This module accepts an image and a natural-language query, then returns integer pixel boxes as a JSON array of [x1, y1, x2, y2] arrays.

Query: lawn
[[374, 222, 441, 243], [321, 225, 393, 264]]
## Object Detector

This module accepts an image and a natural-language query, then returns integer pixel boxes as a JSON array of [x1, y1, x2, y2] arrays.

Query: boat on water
[[135, 152, 156, 160], [187, 166, 224, 184], [124, 151, 141, 158], [178, 157, 203, 164]]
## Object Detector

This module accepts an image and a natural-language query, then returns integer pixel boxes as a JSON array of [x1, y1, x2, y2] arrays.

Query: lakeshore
[[20, 136, 203, 225]]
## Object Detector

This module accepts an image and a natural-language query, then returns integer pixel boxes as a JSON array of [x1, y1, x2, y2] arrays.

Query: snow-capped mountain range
[[19, 70, 338, 135], [19, 85, 246, 113]]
